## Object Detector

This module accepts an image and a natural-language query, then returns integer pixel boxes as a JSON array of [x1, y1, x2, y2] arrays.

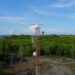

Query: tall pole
[[35, 25, 40, 75]]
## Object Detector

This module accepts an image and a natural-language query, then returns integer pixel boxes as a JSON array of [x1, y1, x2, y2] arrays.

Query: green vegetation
[[0, 35, 75, 68]]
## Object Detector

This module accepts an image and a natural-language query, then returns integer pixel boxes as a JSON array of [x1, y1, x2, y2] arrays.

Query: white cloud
[[0, 16, 26, 24], [33, 8, 55, 16], [50, 0, 75, 8], [33, 7, 75, 20]]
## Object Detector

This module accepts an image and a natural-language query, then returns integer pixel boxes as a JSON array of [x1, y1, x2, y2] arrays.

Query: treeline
[[0, 35, 75, 66], [40, 35, 75, 58]]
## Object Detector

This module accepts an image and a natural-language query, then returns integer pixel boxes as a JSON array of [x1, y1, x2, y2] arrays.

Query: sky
[[0, 0, 75, 35]]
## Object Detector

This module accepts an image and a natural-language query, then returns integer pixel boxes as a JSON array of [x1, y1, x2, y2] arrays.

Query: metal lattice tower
[[35, 25, 41, 75]]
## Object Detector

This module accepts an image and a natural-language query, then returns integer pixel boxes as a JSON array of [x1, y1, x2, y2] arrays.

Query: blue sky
[[0, 0, 75, 35]]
